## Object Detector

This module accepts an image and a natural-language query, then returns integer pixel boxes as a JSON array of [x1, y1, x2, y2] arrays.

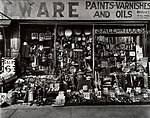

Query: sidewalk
[[1, 105, 150, 118]]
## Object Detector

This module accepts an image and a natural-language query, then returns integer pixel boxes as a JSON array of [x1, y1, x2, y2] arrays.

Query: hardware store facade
[[1, 0, 150, 105]]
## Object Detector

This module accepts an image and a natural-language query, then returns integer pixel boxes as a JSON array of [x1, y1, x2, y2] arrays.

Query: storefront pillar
[[92, 24, 95, 79], [147, 23, 150, 88], [54, 24, 57, 72], [10, 22, 20, 58]]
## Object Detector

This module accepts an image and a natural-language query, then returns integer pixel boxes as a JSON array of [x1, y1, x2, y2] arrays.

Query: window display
[[1, 24, 149, 107], [55, 25, 93, 91], [20, 25, 55, 75]]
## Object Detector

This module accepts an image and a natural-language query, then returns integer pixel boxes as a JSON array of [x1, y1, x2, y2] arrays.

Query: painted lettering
[[86, 1, 91, 9], [116, 10, 132, 18], [68, 2, 79, 17], [95, 28, 145, 34], [53, 2, 64, 17], [90, 2, 97, 9], [37, 2, 49, 17], [18, 2, 31, 17], [4, 2, 12, 16], [93, 11, 110, 18]]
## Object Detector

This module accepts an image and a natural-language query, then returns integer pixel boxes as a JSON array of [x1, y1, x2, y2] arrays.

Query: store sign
[[2, 57, 15, 74], [0, 0, 150, 20], [95, 28, 145, 34]]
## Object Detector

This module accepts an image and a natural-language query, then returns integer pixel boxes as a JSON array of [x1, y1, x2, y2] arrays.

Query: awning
[[0, 20, 11, 27], [0, 11, 11, 27]]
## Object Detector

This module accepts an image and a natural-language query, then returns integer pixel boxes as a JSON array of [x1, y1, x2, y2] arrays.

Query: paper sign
[[143, 93, 148, 98], [83, 92, 90, 100], [2, 57, 15, 74], [97, 91, 102, 98], [135, 87, 141, 94], [0, 93, 7, 105], [137, 57, 148, 68], [126, 87, 132, 93], [129, 51, 135, 56]]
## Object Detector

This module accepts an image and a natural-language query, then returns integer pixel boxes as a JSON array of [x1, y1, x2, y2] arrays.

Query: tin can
[[28, 89, 33, 102]]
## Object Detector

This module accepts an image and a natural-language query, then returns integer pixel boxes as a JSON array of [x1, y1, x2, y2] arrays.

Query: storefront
[[1, 0, 150, 106]]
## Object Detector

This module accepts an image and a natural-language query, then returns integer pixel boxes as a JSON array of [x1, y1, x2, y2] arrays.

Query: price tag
[[83, 92, 90, 100], [126, 87, 132, 93], [0, 93, 7, 105], [114, 53, 118, 56], [103, 87, 108, 94], [50, 83, 53, 89], [73, 49, 83, 52], [67, 89, 71, 93], [2, 57, 15, 74], [143, 93, 148, 98], [135, 87, 141, 94], [55, 83, 60, 91], [130, 93, 134, 97], [83, 85, 88, 91], [97, 91, 102, 98], [129, 51, 135, 56], [110, 92, 115, 98]]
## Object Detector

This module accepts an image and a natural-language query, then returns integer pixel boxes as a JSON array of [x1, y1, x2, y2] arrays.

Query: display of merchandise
[[0, 25, 150, 107], [20, 25, 54, 75]]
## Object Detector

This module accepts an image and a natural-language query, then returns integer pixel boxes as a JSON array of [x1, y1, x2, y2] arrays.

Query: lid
[[69, 66, 77, 74], [57, 26, 65, 37], [73, 29, 81, 36], [55, 42, 61, 49], [65, 29, 72, 37], [84, 29, 91, 35]]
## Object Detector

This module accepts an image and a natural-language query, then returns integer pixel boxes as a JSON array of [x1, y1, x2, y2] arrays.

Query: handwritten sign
[[2, 57, 15, 74]]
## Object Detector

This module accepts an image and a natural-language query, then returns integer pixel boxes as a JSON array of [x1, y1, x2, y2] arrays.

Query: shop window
[[55, 25, 93, 90], [17, 24, 150, 106], [20, 25, 54, 75], [94, 25, 148, 92]]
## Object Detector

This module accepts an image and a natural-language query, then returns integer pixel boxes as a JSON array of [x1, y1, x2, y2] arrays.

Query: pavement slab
[[0, 105, 150, 118], [0, 109, 17, 118], [7, 107, 71, 118]]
